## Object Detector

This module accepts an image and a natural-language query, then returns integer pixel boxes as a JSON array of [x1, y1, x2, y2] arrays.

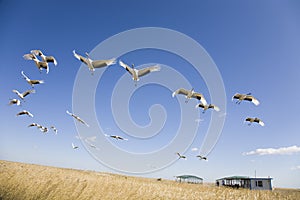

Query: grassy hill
[[0, 160, 299, 200]]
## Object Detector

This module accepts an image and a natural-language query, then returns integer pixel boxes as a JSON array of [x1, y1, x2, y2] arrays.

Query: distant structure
[[175, 175, 203, 184], [216, 176, 272, 190]]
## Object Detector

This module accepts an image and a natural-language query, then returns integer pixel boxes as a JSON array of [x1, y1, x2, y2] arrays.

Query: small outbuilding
[[216, 176, 273, 190], [175, 175, 203, 184]]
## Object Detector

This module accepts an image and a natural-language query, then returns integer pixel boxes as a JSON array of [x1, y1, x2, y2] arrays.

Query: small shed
[[216, 176, 272, 190], [175, 175, 203, 184]]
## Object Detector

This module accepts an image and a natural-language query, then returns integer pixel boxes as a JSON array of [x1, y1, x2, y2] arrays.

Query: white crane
[[28, 123, 40, 127], [73, 50, 116, 74], [176, 152, 187, 160], [50, 126, 58, 134], [72, 143, 79, 149], [66, 110, 89, 127], [9, 99, 21, 106], [104, 134, 128, 141], [196, 155, 208, 161], [172, 88, 207, 104], [119, 60, 160, 85], [28, 123, 48, 133], [16, 110, 33, 117], [84, 139, 99, 149], [195, 103, 220, 113], [21, 71, 44, 87], [232, 93, 260, 106], [23, 53, 49, 73], [31, 50, 57, 66], [245, 117, 265, 126], [35, 124, 48, 133], [12, 89, 35, 100]]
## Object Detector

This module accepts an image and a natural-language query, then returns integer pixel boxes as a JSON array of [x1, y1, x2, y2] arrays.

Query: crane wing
[[195, 103, 205, 109], [92, 58, 116, 68], [192, 93, 207, 105], [254, 118, 264, 126], [16, 111, 26, 116], [232, 93, 242, 100], [73, 50, 89, 65], [172, 88, 189, 97], [76, 116, 90, 127], [22, 90, 35, 97], [28, 123, 38, 127], [258, 120, 265, 126], [12, 89, 20, 96], [30, 80, 44, 84], [24, 110, 33, 117], [66, 110, 73, 116], [137, 65, 160, 77], [209, 104, 220, 111], [30, 50, 43, 56], [245, 95, 260, 106], [23, 53, 36, 60], [21, 71, 30, 80], [245, 117, 252, 122], [119, 60, 134, 75], [45, 56, 57, 66]]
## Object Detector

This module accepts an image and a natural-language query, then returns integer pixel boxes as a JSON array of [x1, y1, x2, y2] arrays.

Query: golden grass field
[[0, 160, 299, 200]]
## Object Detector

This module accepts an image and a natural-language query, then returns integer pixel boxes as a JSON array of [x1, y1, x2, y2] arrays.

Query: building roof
[[218, 176, 249, 180], [175, 175, 203, 180], [217, 176, 272, 180]]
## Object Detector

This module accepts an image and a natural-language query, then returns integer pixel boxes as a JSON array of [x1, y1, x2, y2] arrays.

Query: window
[[255, 181, 263, 187]]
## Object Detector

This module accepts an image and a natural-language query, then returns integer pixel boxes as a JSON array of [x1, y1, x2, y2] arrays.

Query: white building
[[216, 176, 273, 190], [175, 175, 203, 184]]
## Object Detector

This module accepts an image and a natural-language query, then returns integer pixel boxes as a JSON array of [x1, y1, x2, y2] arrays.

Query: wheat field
[[0, 160, 299, 200]]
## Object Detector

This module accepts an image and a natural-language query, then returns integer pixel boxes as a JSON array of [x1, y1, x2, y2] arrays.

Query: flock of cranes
[[8, 50, 58, 136], [232, 93, 264, 126], [23, 50, 57, 74], [173, 91, 263, 161], [8, 49, 265, 159], [176, 152, 207, 161]]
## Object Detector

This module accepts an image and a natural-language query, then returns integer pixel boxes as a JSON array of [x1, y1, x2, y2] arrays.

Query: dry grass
[[0, 160, 299, 200]]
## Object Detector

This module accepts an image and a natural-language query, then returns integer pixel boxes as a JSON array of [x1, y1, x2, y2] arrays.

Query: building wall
[[250, 179, 272, 190], [216, 178, 272, 190]]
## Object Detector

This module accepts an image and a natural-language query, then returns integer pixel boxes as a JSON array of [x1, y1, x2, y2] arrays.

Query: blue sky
[[1, 0, 300, 188]]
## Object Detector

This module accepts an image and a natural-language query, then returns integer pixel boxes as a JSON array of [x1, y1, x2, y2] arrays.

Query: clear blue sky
[[1, 0, 300, 188]]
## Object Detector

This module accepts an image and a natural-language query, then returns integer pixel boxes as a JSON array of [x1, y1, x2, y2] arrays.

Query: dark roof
[[176, 175, 203, 180], [219, 176, 249, 180], [217, 176, 272, 180]]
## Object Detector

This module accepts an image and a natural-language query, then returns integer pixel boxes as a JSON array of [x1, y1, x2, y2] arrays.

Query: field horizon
[[1, 160, 299, 200]]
